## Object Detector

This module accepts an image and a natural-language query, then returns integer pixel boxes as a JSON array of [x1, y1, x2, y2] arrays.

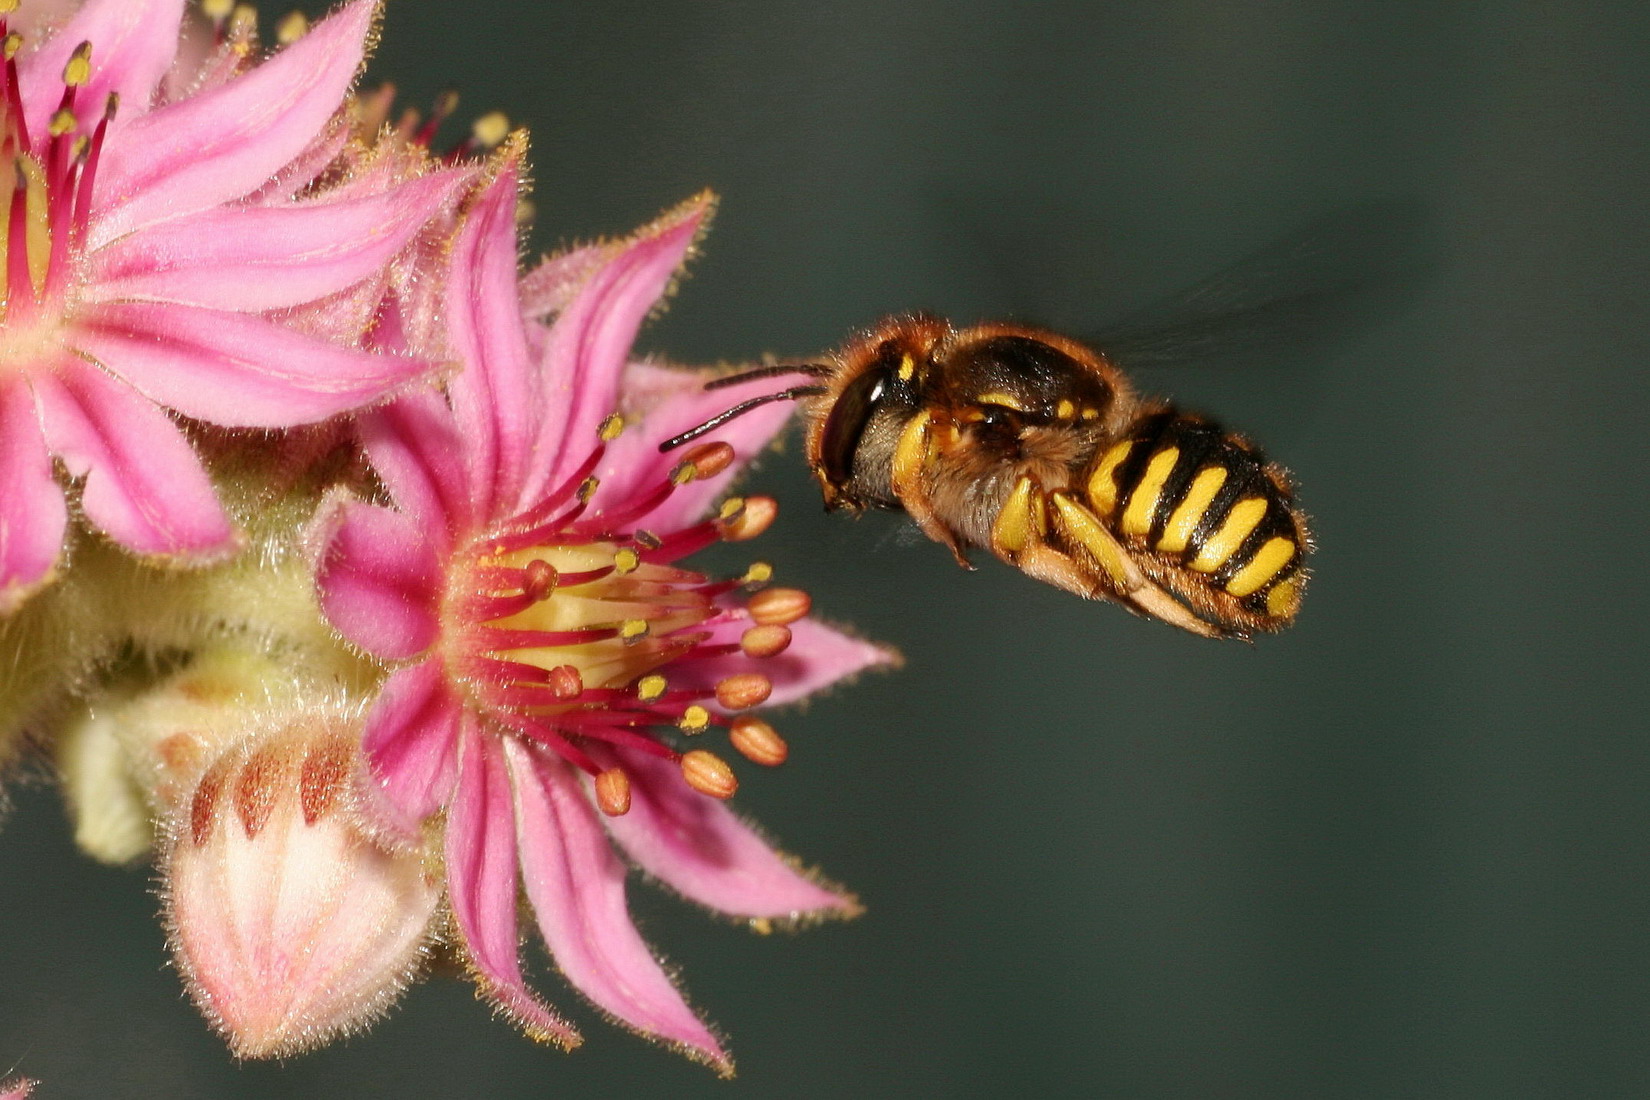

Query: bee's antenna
[[703, 363, 832, 391], [658, 384, 829, 452]]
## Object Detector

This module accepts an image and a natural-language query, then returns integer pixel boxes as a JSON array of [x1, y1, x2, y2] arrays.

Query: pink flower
[[0, 1078, 31, 1100], [312, 162, 890, 1072], [0, 0, 468, 611]]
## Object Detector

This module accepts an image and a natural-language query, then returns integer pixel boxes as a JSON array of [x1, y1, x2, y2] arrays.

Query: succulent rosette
[[311, 160, 890, 1071]]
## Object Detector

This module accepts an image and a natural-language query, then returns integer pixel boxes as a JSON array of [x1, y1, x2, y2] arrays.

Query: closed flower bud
[[163, 704, 438, 1059]]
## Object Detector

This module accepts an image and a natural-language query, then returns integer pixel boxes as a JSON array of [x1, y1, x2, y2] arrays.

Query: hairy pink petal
[[0, 378, 66, 611], [92, 0, 376, 243], [18, 0, 184, 138], [602, 749, 854, 920], [32, 360, 233, 558], [507, 741, 728, 1070], [595, 362, 795, 529], [360, 661, 462, 835], [359, 388, 474, 539], [90, 169, 473, 311], [445, 163, 536, 520], [523, 195, 712, 508], [0, 1077, 32, 1100], [447, 721, 580, 1048], [77, 301, 430, 426], [313, 498, 441, 660], [519, 242, 611, 320]]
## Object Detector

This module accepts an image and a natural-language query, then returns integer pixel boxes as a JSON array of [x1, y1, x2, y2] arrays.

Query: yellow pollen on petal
[[636, 674, 667, 702]]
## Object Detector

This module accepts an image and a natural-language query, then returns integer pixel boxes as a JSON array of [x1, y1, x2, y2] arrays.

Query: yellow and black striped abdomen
[[1084, 410, 1308, 632]]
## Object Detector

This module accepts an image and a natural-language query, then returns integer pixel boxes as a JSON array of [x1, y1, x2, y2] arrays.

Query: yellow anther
[[48, 109, 77, 137], [620, 619, 650, 644], [669, 461, 698, 486], [599, 414, 625, 441], [743, 562, 773, 585], [434, 90, 460, 117], [718, 496, 746, 521], [612, 547, 640, 574], [64, 43, 92, 87], [577, 476, 599, 502], [0, 0, 19, 15], [202, 0, 234, 19], [230, 5, 258, 36], [275, 10, 308, 43], [4, 34, 21, 62], [70, 135, 89, 160], [678, 705, 710, 734], [750, 917, 774, 936], [471, 111, 510, 149], [636, 674, 667, 702], [633, 529, 662, 550]]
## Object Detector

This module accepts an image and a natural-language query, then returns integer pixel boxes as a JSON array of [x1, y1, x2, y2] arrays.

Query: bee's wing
[[1086, 199, 1432, 376]]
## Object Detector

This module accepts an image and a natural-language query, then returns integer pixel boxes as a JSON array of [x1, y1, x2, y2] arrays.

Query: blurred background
[[4, 1, 1649, 1096]]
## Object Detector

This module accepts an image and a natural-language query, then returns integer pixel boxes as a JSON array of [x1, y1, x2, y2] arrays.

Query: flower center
[[440, 418, 805, 814], [0, 17, 115, 358]]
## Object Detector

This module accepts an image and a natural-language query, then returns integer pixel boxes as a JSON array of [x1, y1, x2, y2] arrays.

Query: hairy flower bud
[[163, 703, 437, 1059]]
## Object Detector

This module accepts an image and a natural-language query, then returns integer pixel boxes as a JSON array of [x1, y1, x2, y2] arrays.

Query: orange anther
[[594, 768, 632, 816], [680, 750, 737, 800], [739, 623, 792, 659], [714, 673, 772, 711], [747, 586, 810, 626], [729, 716, 788, 767]]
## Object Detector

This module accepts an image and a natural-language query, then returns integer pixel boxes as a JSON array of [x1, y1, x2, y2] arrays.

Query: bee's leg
[[890, 409, 973, 569], [990, 475, 1112, 596], [1046, 490, 1222, 637]]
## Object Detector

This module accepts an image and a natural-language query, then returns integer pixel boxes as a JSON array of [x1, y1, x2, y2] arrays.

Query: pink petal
[[444, 163, 536, 522], [76, 301, 431, 427], [91, 0, 376, 243], [90, 168, 472, 312], [505, 740, 729, 1072], [312, 497, 442, 661], [358, 388, 474, 539], [601, 748, 855, 920], [359, 660, 462, 836], [31, 359, 234, 558], [519, 242, 612, 320], [19, 0, 184, 138], [0, 1077, 33, 1100], [0, 377, 66, 611], [519, 194, 713, 510], [593, 362, 797, 529], [446, 719, 580, 1048]]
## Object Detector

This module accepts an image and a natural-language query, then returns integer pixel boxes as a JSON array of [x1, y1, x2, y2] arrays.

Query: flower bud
[[164, 705, 438, 1059]]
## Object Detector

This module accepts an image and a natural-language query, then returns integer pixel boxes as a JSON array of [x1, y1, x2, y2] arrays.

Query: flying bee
[[661, 313, 1309, 639]]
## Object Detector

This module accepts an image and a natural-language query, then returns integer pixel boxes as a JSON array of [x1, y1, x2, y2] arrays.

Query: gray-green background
[[4, 1, 1648, 1096]]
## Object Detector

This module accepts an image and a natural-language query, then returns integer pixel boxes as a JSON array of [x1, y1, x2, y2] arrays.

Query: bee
[[661, 313, 1309, 639]]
